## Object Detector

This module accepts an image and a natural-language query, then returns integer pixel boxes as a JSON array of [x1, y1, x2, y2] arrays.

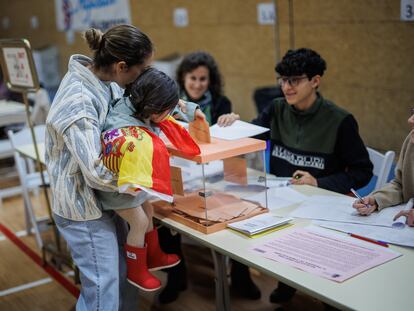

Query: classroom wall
[[0, 0, 413, 153], [277, 0, 414, 154]]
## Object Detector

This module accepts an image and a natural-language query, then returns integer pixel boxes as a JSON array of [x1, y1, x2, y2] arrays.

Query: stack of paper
[[227, 214, 292, 237]]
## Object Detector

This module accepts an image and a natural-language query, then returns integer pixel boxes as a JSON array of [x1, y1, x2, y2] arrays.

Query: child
[[96, 68, 201, 291]]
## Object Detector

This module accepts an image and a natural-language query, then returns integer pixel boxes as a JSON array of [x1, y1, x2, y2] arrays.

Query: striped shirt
[[45, 55, 123, 220]]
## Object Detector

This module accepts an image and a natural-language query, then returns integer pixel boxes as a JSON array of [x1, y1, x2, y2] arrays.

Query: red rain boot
[[125, 244, 161, 291], [145, 228, 181, 271]]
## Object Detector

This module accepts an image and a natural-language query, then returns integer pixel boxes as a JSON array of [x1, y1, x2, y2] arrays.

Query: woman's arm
[[371, 136, 408, 210], [172, 100, 200, 122], [63, 117, 117, 192]]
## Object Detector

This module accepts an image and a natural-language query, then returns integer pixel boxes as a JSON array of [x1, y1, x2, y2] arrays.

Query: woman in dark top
[[157, 51, 261, 303]]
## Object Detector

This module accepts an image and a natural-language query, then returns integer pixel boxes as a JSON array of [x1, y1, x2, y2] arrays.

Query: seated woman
[[353, 109, 414, 225], [157, 51, 261, 304]]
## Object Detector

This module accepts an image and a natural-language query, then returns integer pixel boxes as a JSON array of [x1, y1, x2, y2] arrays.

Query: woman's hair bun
[[84, 28, 104, 51]]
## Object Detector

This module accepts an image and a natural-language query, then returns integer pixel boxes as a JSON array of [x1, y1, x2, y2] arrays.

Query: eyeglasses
[[277, 76, 309, 87]]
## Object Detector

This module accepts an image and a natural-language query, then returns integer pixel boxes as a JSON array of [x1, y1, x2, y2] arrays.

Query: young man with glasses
[[266, 48, 373, 304], [254, 47, 372, 193], [228, 48, 373, 305]]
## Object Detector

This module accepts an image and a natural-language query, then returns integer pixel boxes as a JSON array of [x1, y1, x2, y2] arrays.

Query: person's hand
[[177, 99, 187, 114], [393, 208, 414, 226], [216, 113, 240, 127], [195, 108, 206, 120], [352, 196, 378, 216], [290, 170, 317, 187]]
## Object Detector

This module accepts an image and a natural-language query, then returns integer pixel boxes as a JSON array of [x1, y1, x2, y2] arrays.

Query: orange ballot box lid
[[165, 137, 266, 164]]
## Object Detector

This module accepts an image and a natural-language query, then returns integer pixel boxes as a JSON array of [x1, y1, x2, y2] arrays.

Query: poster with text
[[3, 47, 35, 88], [55, 0, 131, 31]]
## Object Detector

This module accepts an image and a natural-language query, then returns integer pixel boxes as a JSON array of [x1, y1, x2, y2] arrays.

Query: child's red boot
[[145, 229, 181, 271], [125, 244, 161, 291]]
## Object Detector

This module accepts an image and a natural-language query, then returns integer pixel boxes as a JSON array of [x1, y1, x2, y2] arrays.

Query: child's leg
[[116, 207, 161, 291], [141, 201, 154, 231], [116, 208, 148, 247], [141, 201, 181, 271]]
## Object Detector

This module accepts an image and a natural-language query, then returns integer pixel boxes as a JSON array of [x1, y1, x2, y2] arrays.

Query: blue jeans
[[53, 212, 139, 311]]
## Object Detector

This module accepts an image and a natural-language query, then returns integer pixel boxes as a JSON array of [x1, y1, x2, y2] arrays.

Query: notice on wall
[[2, 47, 35, 88], [174, 8, 189, 27], [401, 0, 414, 21], [55, 0, 131, 31], [257, 2, 276, 25]]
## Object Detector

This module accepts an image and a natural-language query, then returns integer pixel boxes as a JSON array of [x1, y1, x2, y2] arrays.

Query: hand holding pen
[[351, 188, 378, 216], [290, 170, 318, 187]]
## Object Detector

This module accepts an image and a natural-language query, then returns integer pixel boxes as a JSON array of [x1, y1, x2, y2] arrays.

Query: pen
[[348, 233, 389, 247], [350, 188, 370, 209]]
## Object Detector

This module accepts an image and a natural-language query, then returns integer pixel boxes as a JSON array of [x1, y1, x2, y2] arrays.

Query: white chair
[[367, 147, 395, 191], [7, 125, 49, 249]]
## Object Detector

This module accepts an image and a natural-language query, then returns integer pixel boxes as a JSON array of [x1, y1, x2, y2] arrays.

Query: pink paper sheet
[[250, 227, 401, 282]]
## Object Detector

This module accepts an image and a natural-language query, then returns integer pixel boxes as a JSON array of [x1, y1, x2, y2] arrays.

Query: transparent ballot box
[[153, 137, 269, 234]]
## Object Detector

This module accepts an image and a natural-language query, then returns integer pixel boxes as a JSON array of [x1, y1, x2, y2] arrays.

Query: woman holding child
[[46, 25, 155, 310]]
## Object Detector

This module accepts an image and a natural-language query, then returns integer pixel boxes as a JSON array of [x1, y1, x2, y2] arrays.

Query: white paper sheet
[[315, 221, 414, 248], [250, 226, 401, 282], [245, 186, 308, 211], [288, 196, 406, 227], [228, 214, 292, 235], [209, 120, 269, 140]]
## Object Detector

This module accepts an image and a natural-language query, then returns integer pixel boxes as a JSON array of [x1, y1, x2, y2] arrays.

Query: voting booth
[[154, 119, 269, 234]]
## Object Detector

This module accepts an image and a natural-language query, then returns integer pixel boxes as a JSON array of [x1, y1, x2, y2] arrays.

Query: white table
[[0, 99, 26, 127], [0, 100, 27, 202], [157, 185, 414, 311], [0, 100, 26, 158], [16, 143, 413, 310]]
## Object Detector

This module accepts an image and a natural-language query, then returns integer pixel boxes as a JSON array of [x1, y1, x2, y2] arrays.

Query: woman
[[157, 51, 261, 304], [45, 25, 153, 310], [353, 109, 414, 225], [176, 51, 237, 126]]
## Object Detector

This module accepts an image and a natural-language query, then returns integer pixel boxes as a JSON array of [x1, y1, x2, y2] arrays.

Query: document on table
[[244, 186, 308, 211], [250, 226, 401, 282], [315, 220, 414, 248], [288, 195, 405, 227], [209, 120, 269, 140], [227, 214, 292, 236]]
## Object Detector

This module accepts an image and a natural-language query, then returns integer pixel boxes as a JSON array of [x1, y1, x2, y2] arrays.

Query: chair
[[253, 85, 284, 114], [7, 125, 49, 249], [366, 147, 395, 191]]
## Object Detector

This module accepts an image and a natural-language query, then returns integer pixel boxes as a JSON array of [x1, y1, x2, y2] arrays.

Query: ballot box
[[153, 134, 269, 234]]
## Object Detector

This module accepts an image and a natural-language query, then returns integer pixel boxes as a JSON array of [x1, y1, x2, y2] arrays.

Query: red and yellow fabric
[[102, 118, 200, 202]]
